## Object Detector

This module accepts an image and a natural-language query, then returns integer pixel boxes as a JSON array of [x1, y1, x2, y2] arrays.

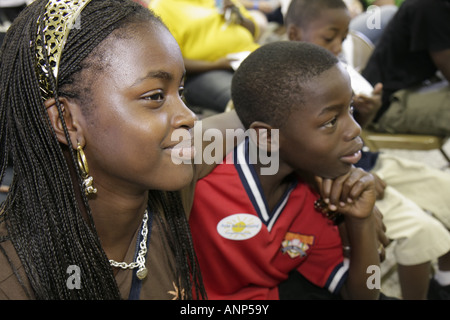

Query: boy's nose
[[331, 41, 343, 56], [347, 116, 362, 141]]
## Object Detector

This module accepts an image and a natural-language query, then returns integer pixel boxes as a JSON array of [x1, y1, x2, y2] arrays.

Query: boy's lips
[[340, 149, 362, 165]]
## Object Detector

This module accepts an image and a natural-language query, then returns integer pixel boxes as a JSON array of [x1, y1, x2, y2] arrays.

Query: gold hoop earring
[[77, 143, 97, 196]]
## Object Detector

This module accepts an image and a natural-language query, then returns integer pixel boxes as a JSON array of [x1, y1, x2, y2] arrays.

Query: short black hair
[[232, 41, 338, 128], [284, 0, 348, 29]]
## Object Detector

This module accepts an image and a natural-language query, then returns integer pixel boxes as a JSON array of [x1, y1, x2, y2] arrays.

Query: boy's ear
[[248, 121, 280, 153], [286, 23, 303, 41], [44, 97, 85, 149]]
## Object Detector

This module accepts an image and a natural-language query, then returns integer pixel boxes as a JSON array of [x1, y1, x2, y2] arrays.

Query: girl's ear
[[286, 23, 303, 41], [44, 97, 86, 149]]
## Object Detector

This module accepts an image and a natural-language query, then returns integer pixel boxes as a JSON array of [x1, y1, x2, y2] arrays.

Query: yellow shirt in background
[[149, 0, 260, 61]]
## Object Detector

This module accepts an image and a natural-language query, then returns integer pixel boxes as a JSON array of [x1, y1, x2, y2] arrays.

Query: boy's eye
[[323, 116, 338, 128], [179, 86, 185, 98], [323, 35, 336, 43]]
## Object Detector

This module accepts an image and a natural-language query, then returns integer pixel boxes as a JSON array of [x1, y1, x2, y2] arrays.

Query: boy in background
[[284, 0, 450, 300]]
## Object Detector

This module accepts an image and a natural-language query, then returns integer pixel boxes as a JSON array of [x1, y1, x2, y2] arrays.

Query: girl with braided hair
[[0, 0, 241, 299]]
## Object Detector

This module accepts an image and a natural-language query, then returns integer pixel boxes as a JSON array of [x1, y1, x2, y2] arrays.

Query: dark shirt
[[0, 215, 179, 300], [0, 33, 5, 47], [362, 0, 450, 120], [355, 150, 379, 172]]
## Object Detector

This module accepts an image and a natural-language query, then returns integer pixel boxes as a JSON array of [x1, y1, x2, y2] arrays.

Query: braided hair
[[0, 0, 205, 300]]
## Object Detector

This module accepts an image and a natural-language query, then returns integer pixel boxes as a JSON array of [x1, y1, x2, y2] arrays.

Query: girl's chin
[[163, 166, 194, 190]]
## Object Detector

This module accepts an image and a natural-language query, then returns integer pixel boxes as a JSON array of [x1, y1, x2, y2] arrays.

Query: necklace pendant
[[136, 267, 148, 280]]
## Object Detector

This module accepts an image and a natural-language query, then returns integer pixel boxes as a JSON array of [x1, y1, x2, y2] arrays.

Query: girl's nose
[[172, 98, 197, 129]]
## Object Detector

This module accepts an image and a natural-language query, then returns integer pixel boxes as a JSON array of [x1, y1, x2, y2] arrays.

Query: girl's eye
[[179, 86, 185, 98], [143, 91, 164, 101], [349, 105, 354, 115]]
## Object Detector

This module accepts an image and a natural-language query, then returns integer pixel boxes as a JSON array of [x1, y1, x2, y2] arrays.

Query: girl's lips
[[340, 149, 362, 165], [168, 139, 196, 161]]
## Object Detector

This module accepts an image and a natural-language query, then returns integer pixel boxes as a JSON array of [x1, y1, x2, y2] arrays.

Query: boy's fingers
[[327, 170, 355, 208], [372, 82, 383, 94], [316, 168, 376, 213], [339, 169, 362, 202], [315, 176, 338, 211], [330, 168, 375, 211], [314, 176, 323, 191], [341, 168, 373, 199], [347, 173, 374, 200], [320, 178, 333, 203]]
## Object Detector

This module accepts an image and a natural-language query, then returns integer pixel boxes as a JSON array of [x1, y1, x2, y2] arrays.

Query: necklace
[[109, 210, 149, 280]]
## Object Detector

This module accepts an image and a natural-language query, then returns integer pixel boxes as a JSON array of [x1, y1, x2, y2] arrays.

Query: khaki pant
[[372, 80, 450, 136], [373, 153, 450, 265]]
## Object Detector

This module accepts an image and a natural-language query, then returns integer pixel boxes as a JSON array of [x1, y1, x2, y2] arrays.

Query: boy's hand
[[372, 172, 387, 200], [372, 206, 390, 261], [315, 166, 376, 219], [353, 82, 383, 128], [317, 168, 380, 300]]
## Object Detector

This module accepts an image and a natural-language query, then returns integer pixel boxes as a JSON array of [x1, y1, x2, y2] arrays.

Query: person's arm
[[181, 110, 245, 216], [352, 82, 383, 128], [223, 0, 257, 37], [430, 48, 450, 83], [193, 109, 245, 180], [183, 57, 234, 75], [316, 167, 380, 300], [339, 213, 380, 299], [239, 0, 279, 13], [237, 12, 257, 37]]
